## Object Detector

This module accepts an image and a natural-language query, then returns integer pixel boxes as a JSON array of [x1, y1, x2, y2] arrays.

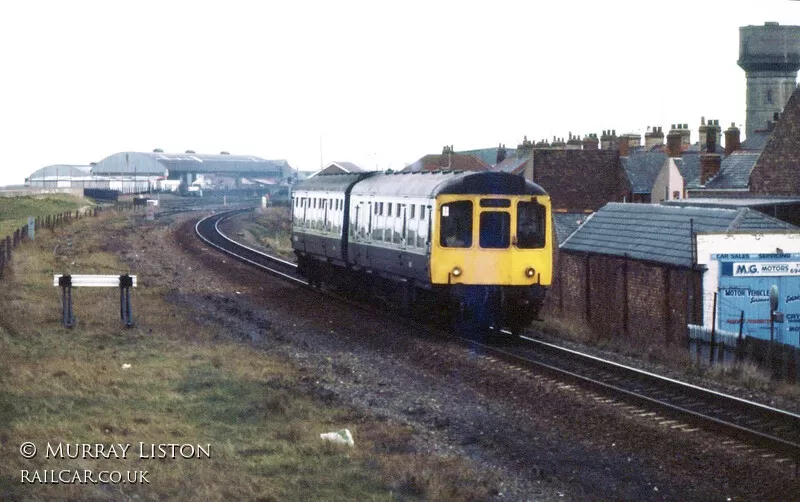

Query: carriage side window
[[480, 211, 510, 249], [517, 200, 546, 248], [409, 204, 415, 219], [420, 205, 426, 220], [439, 201, 472, 248]]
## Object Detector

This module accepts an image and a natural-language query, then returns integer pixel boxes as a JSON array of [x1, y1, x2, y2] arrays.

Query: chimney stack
[[496, 143, 507, 164], [582, 133, 599, 150], [679, 123, 691, 147], [706, 125, 717, 153], [710, 120, 721, 151], [700, 153, 721, 185], [698, 117, 708, 150], [518, 136, 534, 152], [566, 132, 582, 150], [724, 122, 741, 155], [551, 136, 566, 149], [600, 129, 618, 150], [666, 127, 683, 157], [644, 126, 664, 150]]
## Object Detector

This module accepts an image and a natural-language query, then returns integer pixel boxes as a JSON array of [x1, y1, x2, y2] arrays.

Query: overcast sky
[[1, 0, 799, 186]]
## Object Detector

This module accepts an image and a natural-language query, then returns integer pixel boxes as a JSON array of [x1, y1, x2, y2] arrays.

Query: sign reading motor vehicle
[[715, 253, 800, 347]]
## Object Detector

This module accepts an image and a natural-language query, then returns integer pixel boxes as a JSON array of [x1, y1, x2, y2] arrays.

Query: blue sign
[[714, 253, 800, 347]]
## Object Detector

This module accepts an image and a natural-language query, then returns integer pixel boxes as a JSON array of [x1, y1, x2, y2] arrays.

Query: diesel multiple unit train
[[291, 170, 553, 333]]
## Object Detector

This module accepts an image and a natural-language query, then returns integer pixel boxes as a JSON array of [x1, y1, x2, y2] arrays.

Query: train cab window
[[517, 200, 546, 248], [439, 201, 472, 248], [480, 211, 510, 249]]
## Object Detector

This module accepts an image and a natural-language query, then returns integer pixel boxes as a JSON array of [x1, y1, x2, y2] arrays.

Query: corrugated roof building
[[25, 164, 98, 189], [92, 151, 291, 178]]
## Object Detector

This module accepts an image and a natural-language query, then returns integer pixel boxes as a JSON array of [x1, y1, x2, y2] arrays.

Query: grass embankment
[[0, 194, 89, 238], [245, 207, 294, 261], [0, 209, 492, 500]]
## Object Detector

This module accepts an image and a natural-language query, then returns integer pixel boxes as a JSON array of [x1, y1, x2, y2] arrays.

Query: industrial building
[[25, 165, 94, 189], [89, 150, 293, 193], [24, 150, 294, 195]]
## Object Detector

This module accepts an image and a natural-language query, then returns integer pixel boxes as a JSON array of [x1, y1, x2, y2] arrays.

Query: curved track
[[195, 210, 304, 284], [195, 209, 800, 472]]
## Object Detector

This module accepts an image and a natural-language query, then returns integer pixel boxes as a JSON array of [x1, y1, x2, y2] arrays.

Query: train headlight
[[452, 267, 462, 277], [525, 267, 535, 278]]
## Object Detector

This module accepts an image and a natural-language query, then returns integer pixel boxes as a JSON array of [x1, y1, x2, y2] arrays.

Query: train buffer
[[53, 274, 137, 328]]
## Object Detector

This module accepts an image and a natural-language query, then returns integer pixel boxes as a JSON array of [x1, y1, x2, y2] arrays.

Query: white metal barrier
[[53, 274, 137, 328]]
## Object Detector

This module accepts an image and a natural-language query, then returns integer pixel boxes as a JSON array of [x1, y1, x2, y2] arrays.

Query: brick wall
[[530, 149, 632, 212], [550, 251, 703, 347], [750, 88, 800, 195]]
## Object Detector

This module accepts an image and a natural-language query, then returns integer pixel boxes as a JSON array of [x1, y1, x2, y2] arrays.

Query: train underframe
[[297, 254, 546, 336]]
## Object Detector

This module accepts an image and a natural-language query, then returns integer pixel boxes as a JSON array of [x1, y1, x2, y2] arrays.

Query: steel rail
[[464, 333, 800, 471], [194, 210, 305, 285], [195, 209, 800, 472]]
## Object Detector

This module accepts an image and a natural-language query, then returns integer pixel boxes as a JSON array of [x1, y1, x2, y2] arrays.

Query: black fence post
[[59, 275, 74, 328], [737, 310, 745, 363], [119, 274, 134, 327]]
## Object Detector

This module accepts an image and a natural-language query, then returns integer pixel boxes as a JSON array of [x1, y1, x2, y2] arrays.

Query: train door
[[512, 198, 548, 282], [400, 204, 407, 249], [323, 198, 329, 232], [353, 202, 362, 241]]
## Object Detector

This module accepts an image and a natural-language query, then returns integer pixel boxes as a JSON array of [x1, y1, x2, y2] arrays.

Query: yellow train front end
[[430, 193, 553, 333]]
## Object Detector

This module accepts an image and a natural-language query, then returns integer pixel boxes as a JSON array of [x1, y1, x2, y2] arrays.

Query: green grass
[[247, 207, 294, 260], [0, 194, 90, 238], [0, 208, 495, 501]]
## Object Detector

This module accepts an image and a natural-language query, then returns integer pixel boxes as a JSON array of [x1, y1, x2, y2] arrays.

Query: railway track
[[196, 208, 800, 473], [195, 210, 303, 283]]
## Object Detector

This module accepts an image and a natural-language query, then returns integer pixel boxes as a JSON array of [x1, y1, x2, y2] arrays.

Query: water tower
[[738, 22, 800, 139]]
